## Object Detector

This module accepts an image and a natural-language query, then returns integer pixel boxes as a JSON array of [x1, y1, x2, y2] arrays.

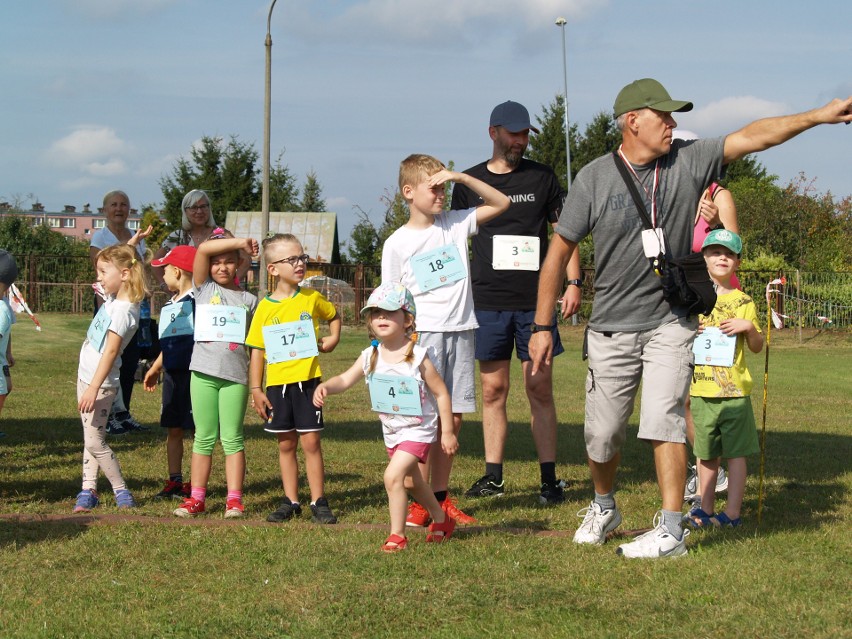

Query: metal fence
[[10, 254, 852, 329]]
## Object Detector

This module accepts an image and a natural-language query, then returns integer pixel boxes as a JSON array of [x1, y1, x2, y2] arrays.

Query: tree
[[300, 170, 326, 212], [268, 153, 300, 212], [343, 207, 381, 264], [343, 189, 410, 265], [0, 215, 88, 257]]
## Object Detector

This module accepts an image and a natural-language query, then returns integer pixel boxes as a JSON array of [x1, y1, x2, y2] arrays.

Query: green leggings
[[190, 372, 248, 456]]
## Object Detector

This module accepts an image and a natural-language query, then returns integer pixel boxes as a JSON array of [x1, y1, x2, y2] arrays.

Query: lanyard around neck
[[617, 146, 661, 227]]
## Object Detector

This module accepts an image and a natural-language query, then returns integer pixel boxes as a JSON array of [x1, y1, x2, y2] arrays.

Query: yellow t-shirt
[[245, 288, 337, 386], [690, 289, 762, 398]]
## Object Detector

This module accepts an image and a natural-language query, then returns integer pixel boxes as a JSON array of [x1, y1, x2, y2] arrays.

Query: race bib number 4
[[692, 326, 736, 367], [262, 320, 319, 364], [195, 304, 247, 343], [410, 244, 466, 292], [369, 373, 422, 416], [493, 235, 540, 271]]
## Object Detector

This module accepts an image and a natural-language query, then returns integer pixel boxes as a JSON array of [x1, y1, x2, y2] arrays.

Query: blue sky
[[2, 1, 850, 245]]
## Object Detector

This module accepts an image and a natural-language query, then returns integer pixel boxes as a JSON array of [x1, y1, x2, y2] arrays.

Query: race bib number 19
[[195, 304, 247, 343]]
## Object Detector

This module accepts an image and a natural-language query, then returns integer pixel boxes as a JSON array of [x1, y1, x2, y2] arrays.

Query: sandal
[[381, 534, 408, 553], [683, 507, 714, 529], [710, 512, 741, 528], [426, 515, 456, 543]]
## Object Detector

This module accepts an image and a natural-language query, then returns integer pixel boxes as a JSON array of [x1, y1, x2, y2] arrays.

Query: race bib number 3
[[159, 300, 194, 339], [195, 304, 247, 343], [493, 235, 540, 271], [262, 320, 319, 364], [410, 244, 466, 292], [369, 373, 422, 416], [692, 326, 736, 367]]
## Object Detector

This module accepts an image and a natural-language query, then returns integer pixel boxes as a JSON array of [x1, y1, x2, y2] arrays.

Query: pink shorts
[[386, 441, 431, 464]]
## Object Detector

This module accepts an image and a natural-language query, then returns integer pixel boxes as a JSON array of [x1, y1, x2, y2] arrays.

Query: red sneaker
[[441, 495, 477, 525], [173, 497, 205, 517], [154, 480, 185, 500], [405, 501, 431, 527], [180, 482, 191, 498], [225, 497, 245, 519]]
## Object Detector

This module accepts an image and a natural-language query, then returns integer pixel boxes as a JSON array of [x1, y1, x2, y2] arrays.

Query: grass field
[[0, 313, 850, 638]]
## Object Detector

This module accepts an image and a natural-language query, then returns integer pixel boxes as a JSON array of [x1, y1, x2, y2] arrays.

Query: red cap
[[151, 245, 197, 272]]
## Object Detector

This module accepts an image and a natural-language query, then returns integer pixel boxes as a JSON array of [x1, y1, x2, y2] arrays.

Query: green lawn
[[0, 314, 849, 638]]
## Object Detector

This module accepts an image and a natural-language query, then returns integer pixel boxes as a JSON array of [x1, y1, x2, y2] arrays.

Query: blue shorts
[[160, 369, 194, 431], [474, 309, 564, 362]]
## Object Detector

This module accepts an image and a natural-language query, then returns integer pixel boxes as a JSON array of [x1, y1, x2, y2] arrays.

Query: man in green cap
[[529, 78, 852, 558]]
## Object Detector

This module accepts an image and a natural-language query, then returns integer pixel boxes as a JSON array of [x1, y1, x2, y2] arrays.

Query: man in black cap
[[530, 78, 852, 558], [451, 100, 582, 505]]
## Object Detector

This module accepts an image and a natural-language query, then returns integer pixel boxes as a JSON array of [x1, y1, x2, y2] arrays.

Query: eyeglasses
[[271, 254, 309, 267], [186, 204, 210, 212]]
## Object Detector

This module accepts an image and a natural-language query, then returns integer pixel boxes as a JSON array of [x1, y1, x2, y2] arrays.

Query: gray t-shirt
[[189, 279, 258, 384], [556, 138, 724, 332]]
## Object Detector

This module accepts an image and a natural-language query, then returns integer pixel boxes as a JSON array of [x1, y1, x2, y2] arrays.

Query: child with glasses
[[246, 234, 342, 524]]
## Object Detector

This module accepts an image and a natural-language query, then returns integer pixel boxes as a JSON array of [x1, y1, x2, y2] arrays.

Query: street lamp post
[[260, 0, 279, 298], [555, 17, 572, 190]]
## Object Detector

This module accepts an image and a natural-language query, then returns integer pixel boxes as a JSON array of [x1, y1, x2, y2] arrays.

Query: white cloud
[[45, 126, 131, 182], [678, 96, 788, 137], [84, 159, 127, 177]]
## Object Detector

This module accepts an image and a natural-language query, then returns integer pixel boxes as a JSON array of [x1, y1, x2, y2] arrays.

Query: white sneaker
[[572, 502, 622, 545], [616, 512, 689, 558], [683, 464, 698, 501], [715, 466, 728, 493]]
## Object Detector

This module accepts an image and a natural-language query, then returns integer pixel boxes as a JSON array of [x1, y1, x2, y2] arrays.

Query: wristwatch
[[565, 278, 583, 287], [530, 323, 555, 333]]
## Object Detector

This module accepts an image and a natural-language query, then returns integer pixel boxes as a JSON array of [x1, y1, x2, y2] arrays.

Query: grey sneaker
[[572, 502, 622, 544], [684, 464, 698, 501], [616, 512, 689, 558], [310, 497, 338, 524]]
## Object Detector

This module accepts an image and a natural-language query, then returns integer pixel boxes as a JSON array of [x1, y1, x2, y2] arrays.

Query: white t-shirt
[[78, 298, 140, 387], [90, 228, 147, 259], [381, 208, 478, 332], [362, 343, 437, 449]]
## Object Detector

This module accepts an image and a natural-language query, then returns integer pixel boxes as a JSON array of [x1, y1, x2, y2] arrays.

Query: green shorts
[[691, 396, 760, 460]]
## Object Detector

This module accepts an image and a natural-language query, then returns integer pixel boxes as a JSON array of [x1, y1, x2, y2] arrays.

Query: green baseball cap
[[613, 78, 693, 118], [702, 228, 743, 256]]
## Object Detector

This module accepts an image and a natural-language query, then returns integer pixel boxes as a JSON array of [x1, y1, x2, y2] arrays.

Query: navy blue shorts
[[474, 309, 564, 362], [160, 369, 195, 430]]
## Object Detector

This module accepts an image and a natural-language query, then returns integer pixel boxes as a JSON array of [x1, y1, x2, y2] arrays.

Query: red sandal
[[426, 515, 456, 543], [381, 533, 408, 553]]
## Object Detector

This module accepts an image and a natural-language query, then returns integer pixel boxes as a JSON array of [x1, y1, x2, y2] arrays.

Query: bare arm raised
[[723, 97, 852, 165], [428, 169, 510, 225]]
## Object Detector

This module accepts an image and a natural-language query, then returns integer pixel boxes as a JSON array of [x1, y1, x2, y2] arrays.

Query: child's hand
[[440, 432, 459, 457], [719, 318, 753, 336], [242, 239, 260, 258], [427, 169, 460, 188], [312, 384, 328, 408], [143, 368, 159, 392], [6, 353, 13, 367], [318, 335, 339, 353], [250, 388, 273, 420], [696, 192, 720, 227], [696, 319, 706, 335], [78, 387, 98, 413]]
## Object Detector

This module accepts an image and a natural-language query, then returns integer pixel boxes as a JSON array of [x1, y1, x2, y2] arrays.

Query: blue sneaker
[[115, 489, 137, 509], [74, 489, 99, 513]]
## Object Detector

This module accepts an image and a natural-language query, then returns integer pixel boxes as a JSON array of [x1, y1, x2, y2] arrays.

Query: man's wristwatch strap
[[530, 323, 555, 333]]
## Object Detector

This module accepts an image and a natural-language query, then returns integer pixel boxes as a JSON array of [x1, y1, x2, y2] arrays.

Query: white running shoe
[[616, 512, 689, 558], [715, 466, 728, 493], [572, 502, 622, 545]]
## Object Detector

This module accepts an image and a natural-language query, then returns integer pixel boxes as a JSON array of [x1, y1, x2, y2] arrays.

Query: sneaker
[[715, 466, 728, 493], [441, 495, 477, 525], [105, 418, 130, 437], [73, 489, 99, 513], [115, 411, 149, 432], [224, 498, 244, 519], [174, 497, 205, 517], [115, 489, 137, 509], [465, 474, 505, 498], [405, 501, 430, 527], [684, 465, 729, 503], [539, 479, 567, 505], [572, 502, 623, 545], [154, 480, 186, 500], [310, 497, 338, 524], [616, 512, 689, 558], [684, 464, 698, 501], [266, 497, 302, 523]]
